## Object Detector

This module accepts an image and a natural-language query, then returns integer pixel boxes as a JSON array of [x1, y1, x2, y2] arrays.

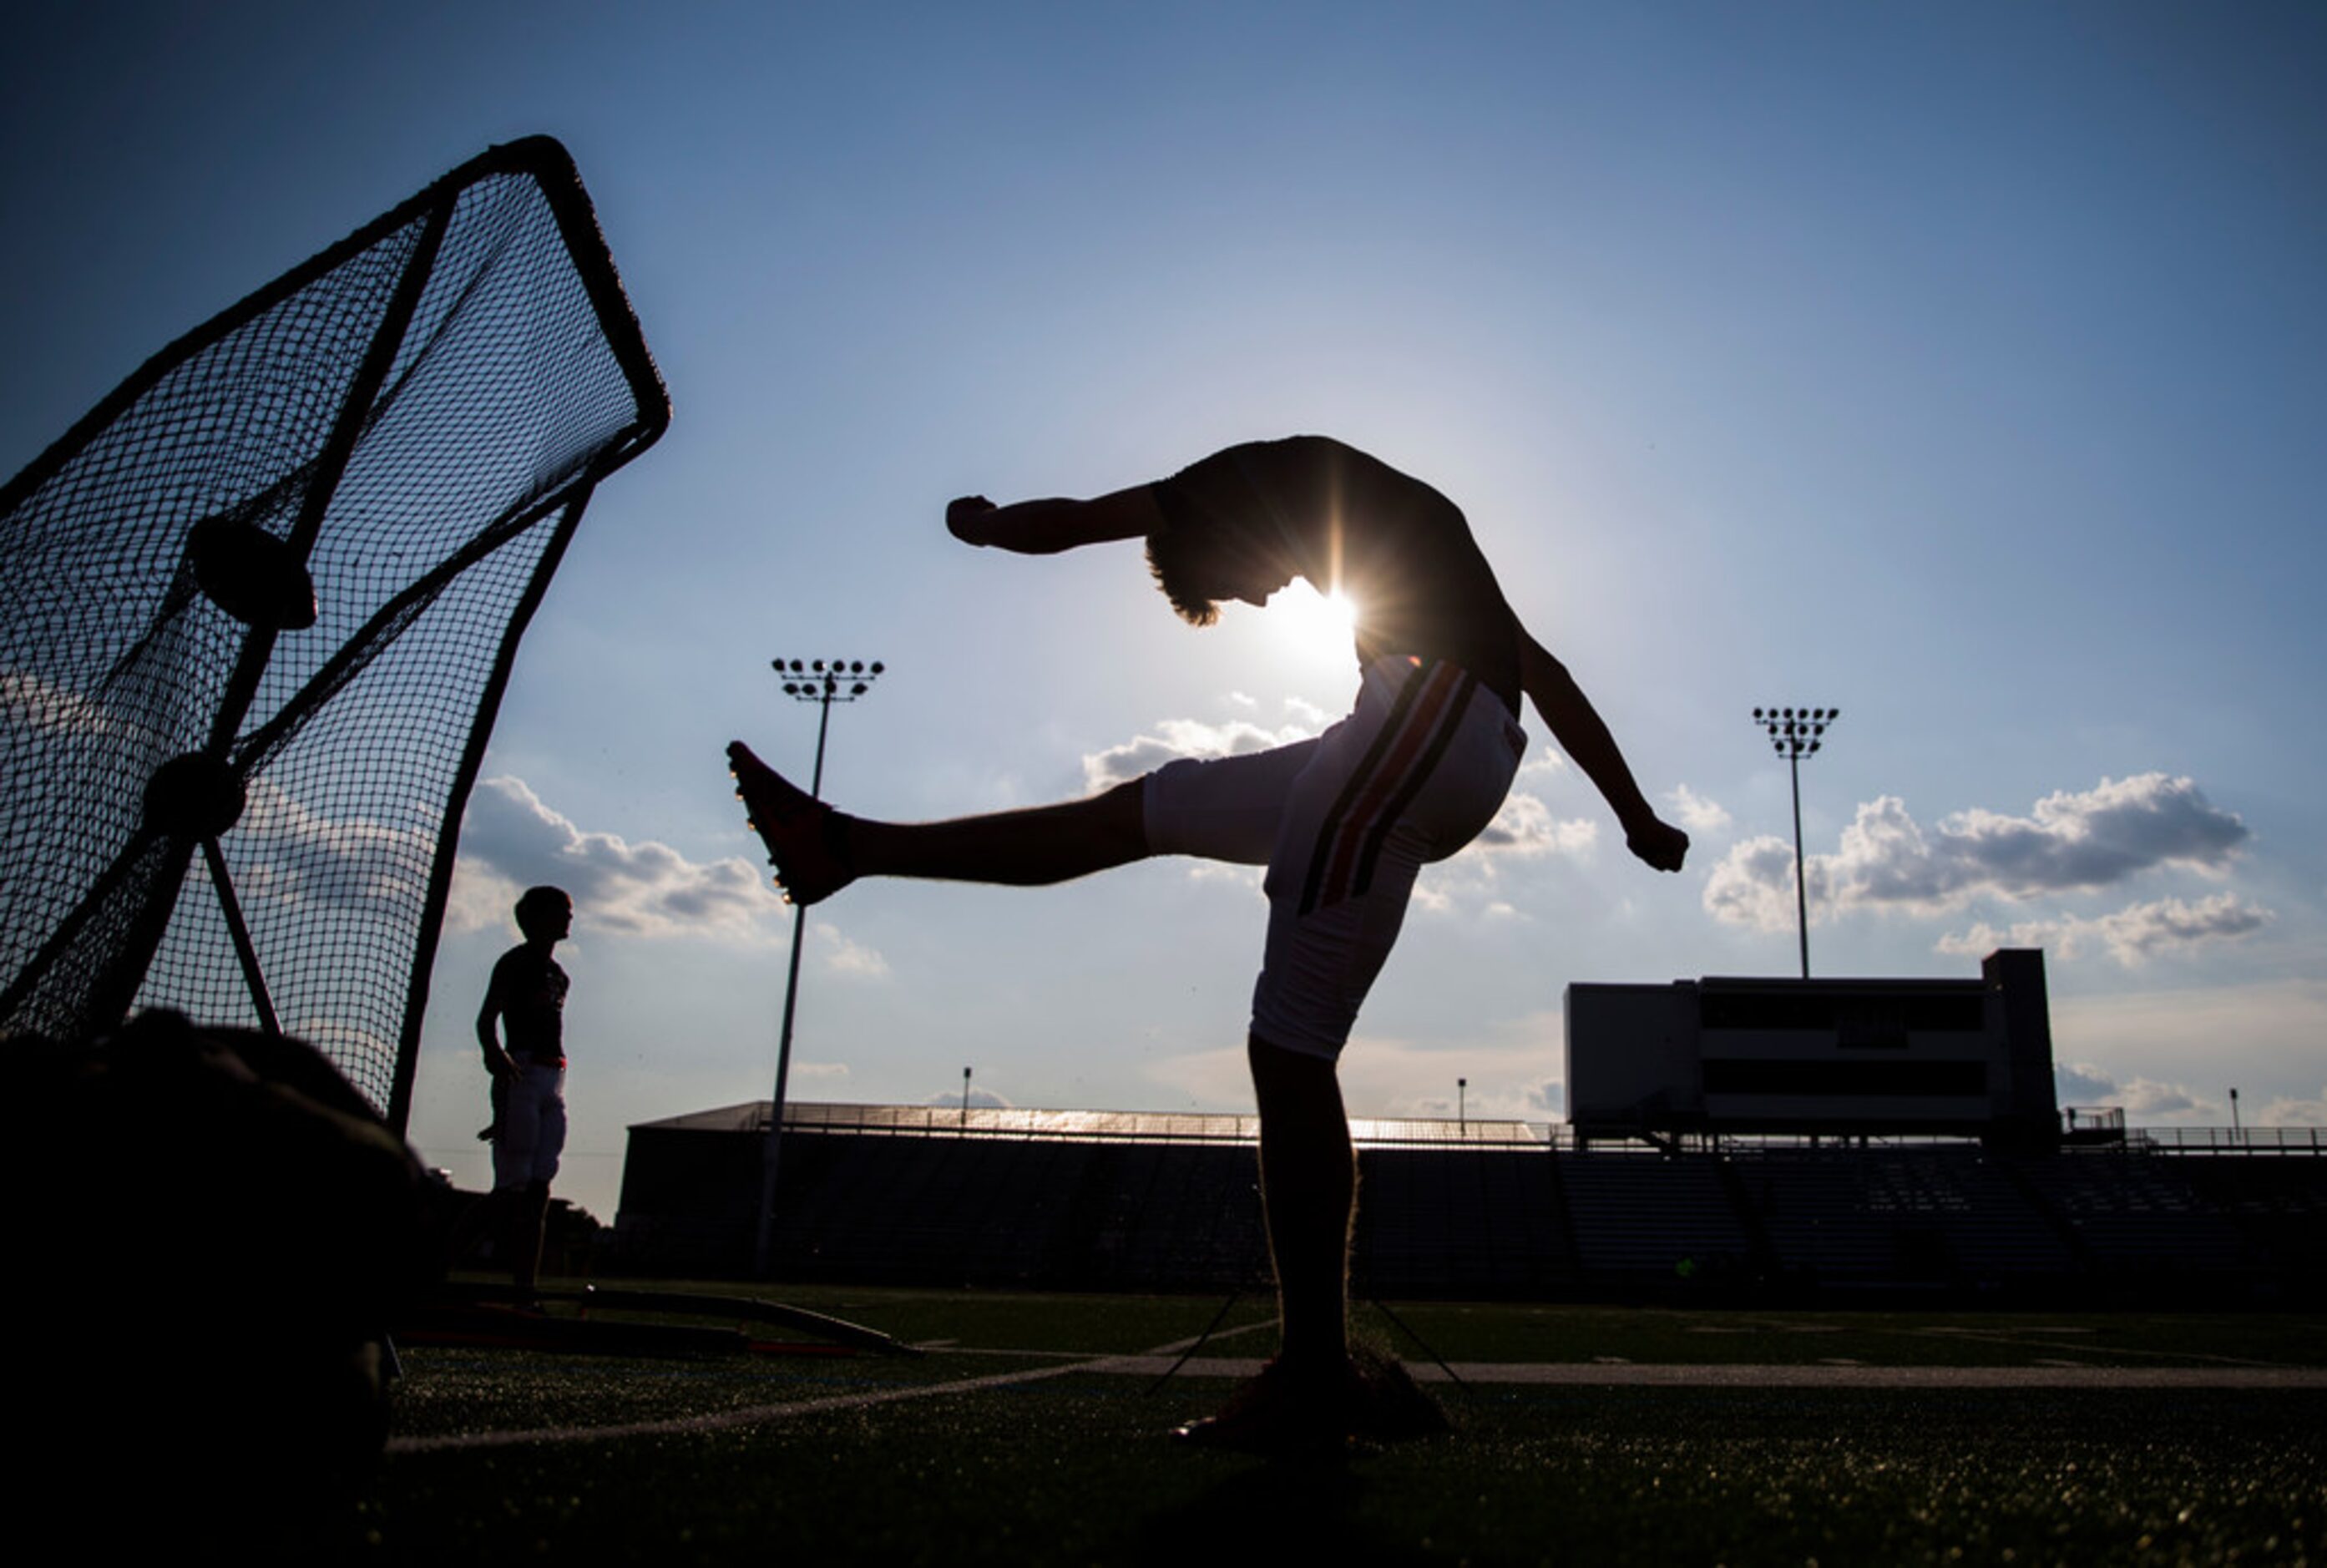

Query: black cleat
[[1172, 1358, 1348, 1454], [726, 740, 854, 906], [1172, 1350, 1450, 1454]]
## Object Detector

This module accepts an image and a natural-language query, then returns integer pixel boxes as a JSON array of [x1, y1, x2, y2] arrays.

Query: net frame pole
[[385, 483, 595, 1137], [200, 836, 283, 1038], [374, 140, 668, 1131], [206, 197, 453, 758]]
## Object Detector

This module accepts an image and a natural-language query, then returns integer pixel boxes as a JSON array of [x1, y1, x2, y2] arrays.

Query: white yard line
[[387, 1341, 2327, 1454], [1085, 1357, 2327, 1389], [389, 1355, 1127, 1454]]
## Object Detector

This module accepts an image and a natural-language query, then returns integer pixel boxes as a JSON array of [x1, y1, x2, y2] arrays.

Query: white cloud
[[1463, 791, 1598, 860], [234, 774, 436, 911], [1937, 893, 2273, 967], [2050, 983, 2327, 1135], [1665, 783, 1732, 836], [1405, 793, 1596, 915], [1702, 834, 1803, 933], [812, 919, 890, 979], [925, 1086, 1014, 1110], [452, 775, 784, 942], [2254, 1091, 2327, 1129], [2046, 1059, 2218, 1120], [0, 667, 124, 741], [1081, 709, 1323, 793], [1704, 773, 2250, 933], [2053, 1060, 2120, 1105], [2117, 1079, 2209, 1117]]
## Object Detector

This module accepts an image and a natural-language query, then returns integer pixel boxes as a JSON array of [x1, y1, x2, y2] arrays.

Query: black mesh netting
[[0, 137, 669, 1124]]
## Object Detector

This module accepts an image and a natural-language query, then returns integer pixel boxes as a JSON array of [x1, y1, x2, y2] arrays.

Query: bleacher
[[2010, 1147, 2252, 1284], [609, 1102, 2327, 1304], [1722, 1145, 2069, 1291], [1556, 1150, 1751, 1281], [2176, 1154, 2327, 1298], [1353, 1146, 1575, 1297]]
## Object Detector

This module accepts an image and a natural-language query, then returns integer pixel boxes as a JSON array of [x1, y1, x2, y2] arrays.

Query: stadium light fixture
[[754, 654, 888, 1276], [1752, 704, 1839, 979]]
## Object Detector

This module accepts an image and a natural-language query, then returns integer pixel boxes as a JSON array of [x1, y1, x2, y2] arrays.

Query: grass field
[[365, 1284, 2327, 1565]]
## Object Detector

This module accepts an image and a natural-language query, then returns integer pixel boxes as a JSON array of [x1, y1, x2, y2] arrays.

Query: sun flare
[[1270, 581, 1358, 661]]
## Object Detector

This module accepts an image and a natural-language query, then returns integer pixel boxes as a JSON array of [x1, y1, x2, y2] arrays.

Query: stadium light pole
[[1458, 1076, 1467, 1136], [754, 656, 885, 1276], [1752, 706, 1839, 979]]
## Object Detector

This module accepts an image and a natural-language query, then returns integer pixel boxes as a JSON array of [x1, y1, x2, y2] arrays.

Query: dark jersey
[[486, 945, 568, 1061], [1149, 436, 1521, 711]]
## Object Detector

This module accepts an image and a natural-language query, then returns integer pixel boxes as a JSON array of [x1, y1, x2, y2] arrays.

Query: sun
[[1268, 580, 1358, 661]]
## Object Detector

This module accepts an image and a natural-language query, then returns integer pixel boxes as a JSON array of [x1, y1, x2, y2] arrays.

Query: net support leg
[[200, 835, 281, 1039]]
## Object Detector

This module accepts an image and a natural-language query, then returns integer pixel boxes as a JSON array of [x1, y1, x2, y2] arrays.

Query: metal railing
[[2129, 1125, 2327, 1156], [775, 1102, 1546, 1148], [767, 1103, 2327, 1156]]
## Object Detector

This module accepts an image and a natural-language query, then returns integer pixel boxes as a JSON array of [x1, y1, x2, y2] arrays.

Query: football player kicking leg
[[731, 437, 1687, 1448]]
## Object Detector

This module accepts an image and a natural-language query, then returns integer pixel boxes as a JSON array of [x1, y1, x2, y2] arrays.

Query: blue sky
[[6, 2, 2323, 1219]]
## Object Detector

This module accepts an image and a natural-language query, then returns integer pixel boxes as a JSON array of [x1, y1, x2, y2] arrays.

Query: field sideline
[[367, 1285, 2327, 1565]]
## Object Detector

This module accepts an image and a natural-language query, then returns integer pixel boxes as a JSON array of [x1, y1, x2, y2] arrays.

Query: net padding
[[0, 137, 670, 1128]]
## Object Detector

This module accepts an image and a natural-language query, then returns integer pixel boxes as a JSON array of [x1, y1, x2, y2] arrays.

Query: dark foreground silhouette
[[8, 1010, 440, 1554]]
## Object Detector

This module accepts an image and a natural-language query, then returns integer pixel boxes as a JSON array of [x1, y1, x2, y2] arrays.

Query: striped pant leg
[[1251, 659, 1520, 1060]]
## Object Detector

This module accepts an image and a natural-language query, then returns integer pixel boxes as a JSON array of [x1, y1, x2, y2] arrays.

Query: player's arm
[[476, 969, 519, 1082], [945, 485, 1163, 554], [1519, 628, 1690, 873]]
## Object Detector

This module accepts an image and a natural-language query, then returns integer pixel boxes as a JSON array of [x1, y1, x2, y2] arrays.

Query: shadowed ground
[[365, 1287, 2327, 1565]]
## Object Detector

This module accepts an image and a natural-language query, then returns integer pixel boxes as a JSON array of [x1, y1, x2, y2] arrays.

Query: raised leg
[[849, 783, 1149, 883], [728, 740, 1149, 902]]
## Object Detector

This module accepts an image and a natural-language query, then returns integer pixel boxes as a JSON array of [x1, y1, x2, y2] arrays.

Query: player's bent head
[[514, 884, 573, 941], [1148, 528, 1292, 626], [1146, 526, 1223, 626]]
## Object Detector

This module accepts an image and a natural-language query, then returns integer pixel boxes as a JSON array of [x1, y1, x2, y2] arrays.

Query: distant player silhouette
[[474, 884, 573, 1302], [730, 436, 1687, 1448]]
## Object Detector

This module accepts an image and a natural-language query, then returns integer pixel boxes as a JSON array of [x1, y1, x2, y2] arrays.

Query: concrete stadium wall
[[608, 1127, 2327, 1306]]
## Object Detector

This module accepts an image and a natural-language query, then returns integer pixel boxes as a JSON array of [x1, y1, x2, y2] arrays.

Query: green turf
[[364, 1288, 2327, 1565]]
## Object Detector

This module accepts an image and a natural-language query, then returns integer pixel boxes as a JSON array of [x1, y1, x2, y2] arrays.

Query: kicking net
[[0, 137, 670, 1129]]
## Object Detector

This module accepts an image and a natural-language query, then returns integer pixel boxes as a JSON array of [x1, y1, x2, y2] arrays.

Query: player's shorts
[[491, 1060, 567, 1190], [1142, 655, 1525, 1060]]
